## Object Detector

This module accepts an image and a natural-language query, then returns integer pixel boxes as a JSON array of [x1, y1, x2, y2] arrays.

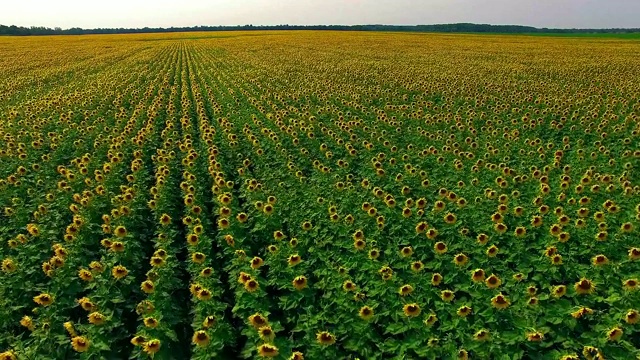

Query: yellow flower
[[434, 241, 447, 254], [526, 331, 544, 342], [258, 325, 275, 342], [131, 335, 146, 346], [623, 278, 638, 291], [491, 293, 510, 309], [0, 351, 17, 360], [606, 327, 623, 341], [485, 274, 501, 289], [257, 344, 279, 357], [143, 339, 161, 355], [571, 307, 593, 319], [457, 306, 472, 317], [473, 329, 490, 341], [288, 254, 301, 266], [144, 317, 159, 328], [552, 285, 567, 298], [249, 313, 269, 328], [192, 330, 210, 347], [78, 269, 93, 281], [33, 293, 54, 306], [292, 276, 308, 290], [141, 280, 155, 294], [575, 278, 595, 295], [359, 306, 374, 320], [1, 258, 17, 273], [398, 284, 413, 296], [624, 309, 639, 324], [111, 265, 128, 279], [71, 336, 90, 352], [316, 331, 336, 345], [88, 312, 106, 325], [403, 303, 421, 317], [441, 290, 455, 302], [20, 316, 35, 331], [244, 279, 260, 293]]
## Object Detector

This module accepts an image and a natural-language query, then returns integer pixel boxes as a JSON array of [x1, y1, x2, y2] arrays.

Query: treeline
[[1, 23, 639, 36]]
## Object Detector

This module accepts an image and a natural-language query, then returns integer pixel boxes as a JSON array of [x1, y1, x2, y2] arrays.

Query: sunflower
[[141, 280, 155, 294], [131, 335, 146, 346], [575, 278, 595, 295], [607, 327, 623, 341], [251, 257, 264, 269], [289, 351, 304, 360], [491, 293, 510, 309], [192, 252, 206, 264], [287, 254, 302, 266], [33, 293, 54, 306], [457, 305, 472, 317], [560, 355, 579, 360], [257, 344, 279, 357], [441, 290, 455, 302], [400, 246, 413, 257], [552, 285, 567, 298], [471, 269, 485, 282], [415, 222, 428, 233], [582, 346, 603, 360], [592, 255, 608, 266], [71, 336, 90, 352], [354, 239, 366, 250], [456, 349, 469, 360], [398, 284, 413, 296], [359, 306, 374, 320], [240, 275, 259, 292], [258, 326, 275, 342], [434, 241, 447, 254], [195, 288, 212, 301], [625, 309, 639, 324], [473, 329, 490, 341], [343, 280, 357, 292], [20, 316, 35, 331], [531, 216, 543, 227], [629, 248, 640, 260], [292, 276, 308, 290], [249, 313, 268, 328], [443, 212, 457, 224], [423, 313, 437, 327], [143, 339, 161, 355], [78, 269, 93, 281], [426, 228, 438, 240], [88, 312, 106, 325], [486, 245, 499, 257], [144, 317, 159, 328], [238, 271, 251, 284], [411, 261, 424, 272], [112, 265, 128, 279], [485, 274, 501, 289], [113, 226, 127, 238], [571, 307, 593, 319], [403, 303, 421, 317], [494, 223, 507, 234], [526, 331, 544, 342], [316, 331, 336, 345], [623, 278, 638, 291], [453, 253, 468, 266], [431, 273, 443, 286]]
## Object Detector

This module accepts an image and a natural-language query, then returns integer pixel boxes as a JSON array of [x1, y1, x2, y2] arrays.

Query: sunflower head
[[316, 331, 336, 345]]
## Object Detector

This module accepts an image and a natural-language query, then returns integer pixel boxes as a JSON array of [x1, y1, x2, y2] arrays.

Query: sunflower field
[[0, 31, 639, 360]]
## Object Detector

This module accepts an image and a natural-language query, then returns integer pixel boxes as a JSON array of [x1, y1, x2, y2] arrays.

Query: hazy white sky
[[2, 0, 639, 29]]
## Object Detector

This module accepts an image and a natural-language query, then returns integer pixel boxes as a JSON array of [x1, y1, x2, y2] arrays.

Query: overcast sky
[[2, 0, 639, 29]]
